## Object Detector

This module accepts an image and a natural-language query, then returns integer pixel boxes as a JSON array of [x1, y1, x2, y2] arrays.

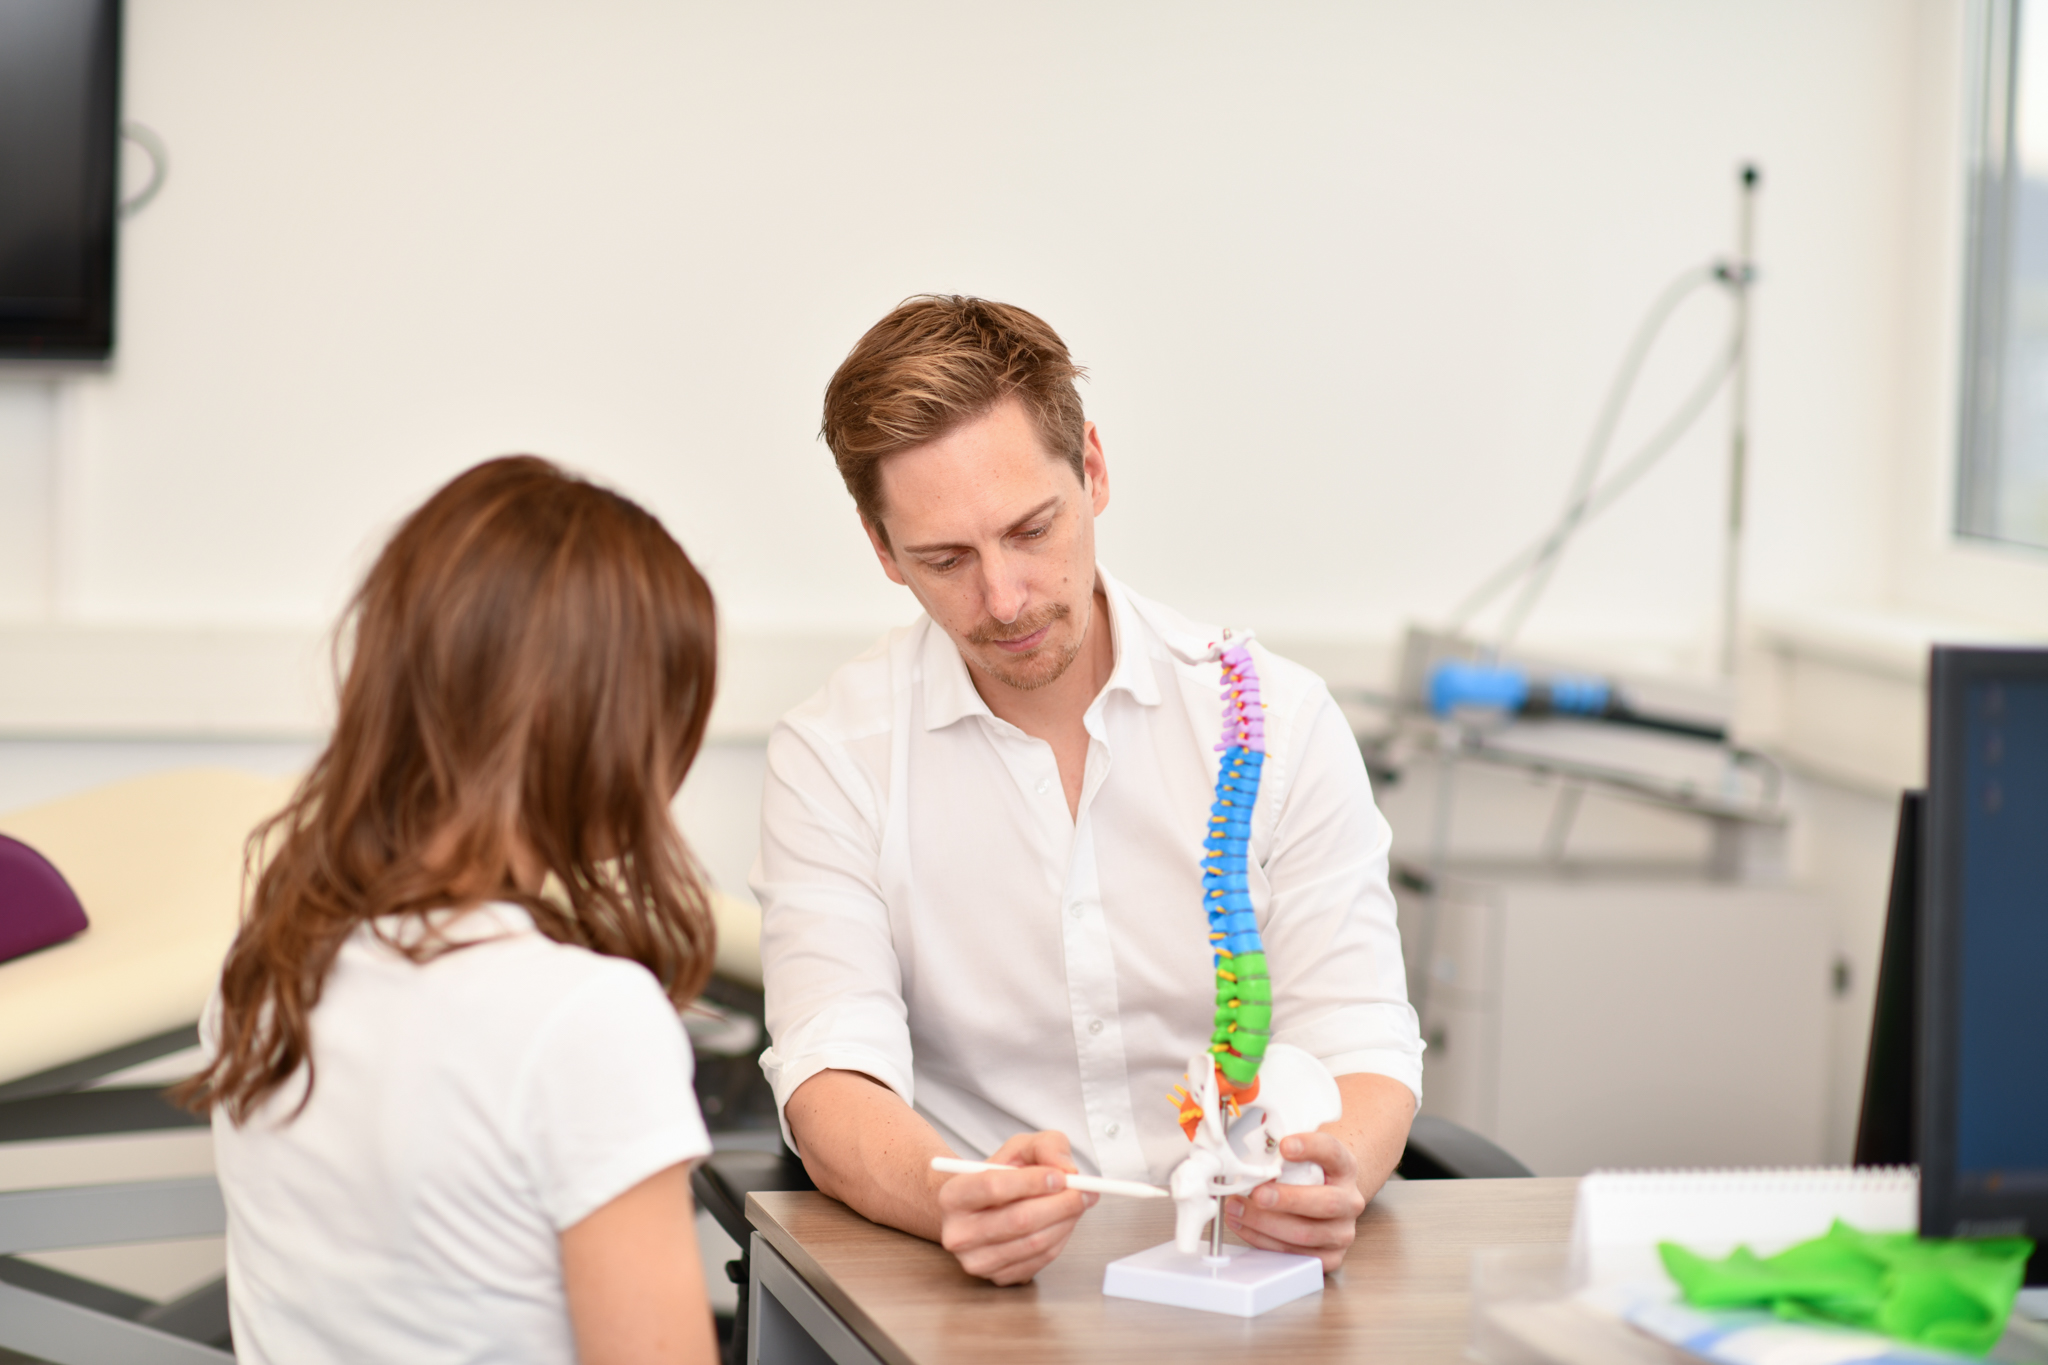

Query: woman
[[179, 456, 721, 1364]]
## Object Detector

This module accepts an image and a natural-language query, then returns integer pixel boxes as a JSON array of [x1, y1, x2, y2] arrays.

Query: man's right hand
[[786, 1071, 1097, 1285], [934, 1130, 1098, 1285]]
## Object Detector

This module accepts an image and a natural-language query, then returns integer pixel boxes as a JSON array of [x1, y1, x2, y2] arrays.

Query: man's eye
[[1019, 524, 1049, 541], [930, 555, 963, 572]]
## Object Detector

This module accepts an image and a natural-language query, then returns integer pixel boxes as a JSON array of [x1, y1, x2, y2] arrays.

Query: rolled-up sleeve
[[1261, 684, 1425, 1104], [752, 717, 916, 1151]]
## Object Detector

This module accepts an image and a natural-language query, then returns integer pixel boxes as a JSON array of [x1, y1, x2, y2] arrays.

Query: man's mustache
[[968, 602, 1069, 647]]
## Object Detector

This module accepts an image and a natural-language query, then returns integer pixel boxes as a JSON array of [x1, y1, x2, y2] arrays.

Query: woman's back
[[211, 904, 707, 1365], [189, 458, 722, 1362]]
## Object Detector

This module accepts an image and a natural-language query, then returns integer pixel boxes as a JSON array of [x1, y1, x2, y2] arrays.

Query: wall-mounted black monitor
[[1920, 645, 2048, 1287], [0, 0, 122, 361]]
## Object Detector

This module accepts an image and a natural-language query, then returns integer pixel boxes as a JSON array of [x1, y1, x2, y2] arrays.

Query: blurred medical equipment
[[1336, 168, 1838, 1177], [1376, 626, 1788, 897], [1426, 658, 1726, 742], [1354, 162, 1783, 993], [1445, 164, 1760, 676], [1361, 630, 1826, 1176]]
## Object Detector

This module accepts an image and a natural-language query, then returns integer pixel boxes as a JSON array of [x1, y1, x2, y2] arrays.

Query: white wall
[[1, 1, 2019, 1165], [0, 0, 1938, 659]]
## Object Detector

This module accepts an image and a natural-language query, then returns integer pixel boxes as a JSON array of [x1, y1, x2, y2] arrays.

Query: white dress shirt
[[753, 569, 1422, 1185]]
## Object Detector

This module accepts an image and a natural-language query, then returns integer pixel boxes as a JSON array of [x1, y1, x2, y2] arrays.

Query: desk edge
[[746, 1191, 920, 1365]]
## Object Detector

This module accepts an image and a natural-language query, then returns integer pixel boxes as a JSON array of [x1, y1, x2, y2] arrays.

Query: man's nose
[[981, 551, 1029, 625]]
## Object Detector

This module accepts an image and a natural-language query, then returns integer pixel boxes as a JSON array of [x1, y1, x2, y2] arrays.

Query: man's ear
[[1081, 422, 1110, 516], [862, 518, 908, 586]]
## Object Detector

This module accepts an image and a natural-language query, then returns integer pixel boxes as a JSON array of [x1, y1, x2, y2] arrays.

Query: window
[[1959, 0, 2048, 551]]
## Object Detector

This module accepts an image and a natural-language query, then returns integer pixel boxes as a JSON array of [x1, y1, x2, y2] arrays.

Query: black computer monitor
[[1920, 646, 2048, 1285], [1853, 790, 1919, 1169]]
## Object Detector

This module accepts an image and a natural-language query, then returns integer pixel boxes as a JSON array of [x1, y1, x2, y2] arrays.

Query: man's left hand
[[1221, 1132, 1367, 1272]]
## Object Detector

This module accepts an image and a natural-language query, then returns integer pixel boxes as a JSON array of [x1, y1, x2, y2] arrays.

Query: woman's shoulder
[[346, 903, 674, 1035]]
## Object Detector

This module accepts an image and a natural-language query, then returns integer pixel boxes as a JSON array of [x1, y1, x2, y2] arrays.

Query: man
[[754, 296, 1421, 1286]]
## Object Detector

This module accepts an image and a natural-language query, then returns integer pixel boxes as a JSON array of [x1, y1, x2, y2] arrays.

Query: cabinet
[[1395, 869, 1831, 1176]]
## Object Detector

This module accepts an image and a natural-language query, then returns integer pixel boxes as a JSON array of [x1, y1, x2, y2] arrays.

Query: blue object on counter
[[1427, 660, 1612, 719], [1545, 671, 1613, 716]]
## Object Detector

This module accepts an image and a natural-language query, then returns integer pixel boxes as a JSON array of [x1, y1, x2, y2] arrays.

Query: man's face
[[865, 397, 1110, 694]]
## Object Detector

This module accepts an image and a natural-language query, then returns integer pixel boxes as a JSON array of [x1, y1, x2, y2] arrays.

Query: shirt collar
[[1094, 565, 1163, 709], [364, 901, 536, 952], [920, 565, 1161, 733]]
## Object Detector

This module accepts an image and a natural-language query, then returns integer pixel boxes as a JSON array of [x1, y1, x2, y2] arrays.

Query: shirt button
[[1070, 903, 1084, 919], [1105, 1122, 1121, 1138], [1089, 1018, 1104, 1035], [1035, 777, 1051, 795]]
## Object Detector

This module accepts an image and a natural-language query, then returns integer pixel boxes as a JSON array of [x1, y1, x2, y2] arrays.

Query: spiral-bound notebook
[[1572, 1166, 1920, 1289]]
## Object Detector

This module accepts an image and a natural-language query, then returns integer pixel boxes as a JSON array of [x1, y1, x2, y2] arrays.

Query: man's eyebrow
[[899, 497, 1062, 555]]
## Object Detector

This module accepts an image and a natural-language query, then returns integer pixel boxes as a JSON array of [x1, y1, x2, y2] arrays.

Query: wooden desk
[[747, 1177, 1579, 1365]]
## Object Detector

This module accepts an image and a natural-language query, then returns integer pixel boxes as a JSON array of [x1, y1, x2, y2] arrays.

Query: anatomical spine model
[[1165, 634, 1341, 1257]]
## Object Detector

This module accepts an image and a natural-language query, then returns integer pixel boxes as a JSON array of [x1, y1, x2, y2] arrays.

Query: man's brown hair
[[820, 295, 1088, 541], [177, 456, 718, 1122]]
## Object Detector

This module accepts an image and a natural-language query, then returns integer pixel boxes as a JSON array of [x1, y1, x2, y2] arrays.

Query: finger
[[1278, 1131, 1357, 1177], [958, 1214, 1081, 1282], [986, 1132, 1038, 1164], [941, 1188, 1091, 1254], [942, 1186, 1089, 1252], [1231, 1204, 1354, 1251], [937, 1165, 1075, 1214], [948, 1190, 1092, 1270], [1225, 1197, 1358, 1252], [1244, 1179, 1365, 1222], [1227, 1216, 1348, 1273], [957, 1188, 1093, 1246], [954, 1205, 1088, 1283], [981, 1242, 1062, 1286], [1005, 1129, 1077, 1174], [987, 1129, 1075, 1170], [1218, 1188, 1354, 1237]]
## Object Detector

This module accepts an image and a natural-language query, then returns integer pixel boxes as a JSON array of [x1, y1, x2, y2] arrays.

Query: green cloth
[[1659, 1221, 2034, 1357]]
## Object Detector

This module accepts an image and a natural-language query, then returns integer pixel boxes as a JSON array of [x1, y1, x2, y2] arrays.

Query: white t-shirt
[[207, 902, 710, 1365]]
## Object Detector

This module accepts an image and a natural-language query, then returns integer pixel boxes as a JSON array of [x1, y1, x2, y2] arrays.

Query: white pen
[[928, 1156, 1169, 1199]]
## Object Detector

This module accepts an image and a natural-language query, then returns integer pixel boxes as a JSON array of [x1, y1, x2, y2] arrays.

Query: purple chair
[[0, 833, 89, 964]]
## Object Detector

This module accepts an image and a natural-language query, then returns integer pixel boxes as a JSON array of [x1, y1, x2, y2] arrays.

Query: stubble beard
[[966, 600, 1084, 692]]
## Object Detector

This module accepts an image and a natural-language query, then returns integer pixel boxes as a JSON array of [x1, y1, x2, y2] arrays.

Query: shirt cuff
[[551, 1125, 711, 1232], [1277, 1002, 1426, 1107], [1320, 1048, 1425, 1107]]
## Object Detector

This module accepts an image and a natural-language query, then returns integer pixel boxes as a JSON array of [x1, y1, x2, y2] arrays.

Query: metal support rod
[[1541, 782, 1585, 865], [1209, 1196, 1226, 1259], [1720, 164, 1760, 679], [1412, 725, 1462, 1022]]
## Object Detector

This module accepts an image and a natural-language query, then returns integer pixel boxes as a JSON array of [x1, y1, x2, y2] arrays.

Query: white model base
[[1101, 1240, 1323, 1317]]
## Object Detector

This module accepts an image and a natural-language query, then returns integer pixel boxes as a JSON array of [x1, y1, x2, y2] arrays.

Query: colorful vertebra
[[1175, 638, 1270, 1138]]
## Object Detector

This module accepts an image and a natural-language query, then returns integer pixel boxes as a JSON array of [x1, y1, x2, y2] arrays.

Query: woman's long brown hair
[[177, 456, 718, 1123]]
